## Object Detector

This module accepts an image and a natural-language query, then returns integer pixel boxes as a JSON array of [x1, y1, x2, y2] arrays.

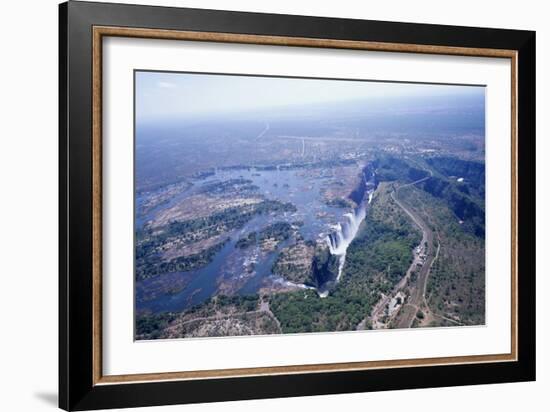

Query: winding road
[[168, 298, 282, 334], [391, 173, 437, 328], [364, 169, 442, 330]]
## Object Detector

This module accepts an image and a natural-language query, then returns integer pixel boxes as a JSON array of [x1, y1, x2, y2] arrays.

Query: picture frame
[[59, 1, 536, 410]]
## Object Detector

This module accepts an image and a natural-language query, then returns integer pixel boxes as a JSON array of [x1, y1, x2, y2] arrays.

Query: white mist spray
[[325, 191, 373, 285]]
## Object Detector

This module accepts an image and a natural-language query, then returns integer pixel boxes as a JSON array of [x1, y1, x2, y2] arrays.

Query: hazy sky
[[135, 71, 484, 122]]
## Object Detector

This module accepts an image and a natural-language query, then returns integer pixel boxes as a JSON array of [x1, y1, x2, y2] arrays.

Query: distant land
[[134, 72, 485, 340]]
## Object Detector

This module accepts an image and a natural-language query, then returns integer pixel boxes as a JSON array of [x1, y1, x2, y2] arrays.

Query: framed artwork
[[59, 1, 536, 410]]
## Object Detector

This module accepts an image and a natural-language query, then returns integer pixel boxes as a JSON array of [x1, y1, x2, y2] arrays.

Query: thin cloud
[[158, 81, 176, 89]]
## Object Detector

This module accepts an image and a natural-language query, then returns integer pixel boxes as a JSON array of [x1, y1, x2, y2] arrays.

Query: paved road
[[363, 172, 438, 330], [254, 123, 270, 141], [363, 176, 428, 328], [391, 179, 436, 328]]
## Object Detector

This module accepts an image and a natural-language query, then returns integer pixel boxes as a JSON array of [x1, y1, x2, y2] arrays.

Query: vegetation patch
[[272, 240, 316, 285], [399, 185, 485, 326], [136, 200, 297, 280]]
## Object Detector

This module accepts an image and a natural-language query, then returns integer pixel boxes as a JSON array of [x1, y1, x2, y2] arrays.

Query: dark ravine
[[310, 244, 339, 288]]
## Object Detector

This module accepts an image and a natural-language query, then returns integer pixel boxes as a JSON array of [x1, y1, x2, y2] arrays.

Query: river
[[136, 165, 376, 313]]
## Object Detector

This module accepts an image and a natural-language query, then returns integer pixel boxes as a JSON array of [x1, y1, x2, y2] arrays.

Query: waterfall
[[327, 205, 366, 256], [320, 168, 376, 297], [325, 191, 373, 284]]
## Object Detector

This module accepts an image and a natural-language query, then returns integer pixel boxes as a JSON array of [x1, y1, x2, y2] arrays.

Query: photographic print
[[134, 71, 486, 340], [60, 5, 534, 408]]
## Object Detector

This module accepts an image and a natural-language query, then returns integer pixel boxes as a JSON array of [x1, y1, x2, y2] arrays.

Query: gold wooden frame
[[91, 26, 518, 386]]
